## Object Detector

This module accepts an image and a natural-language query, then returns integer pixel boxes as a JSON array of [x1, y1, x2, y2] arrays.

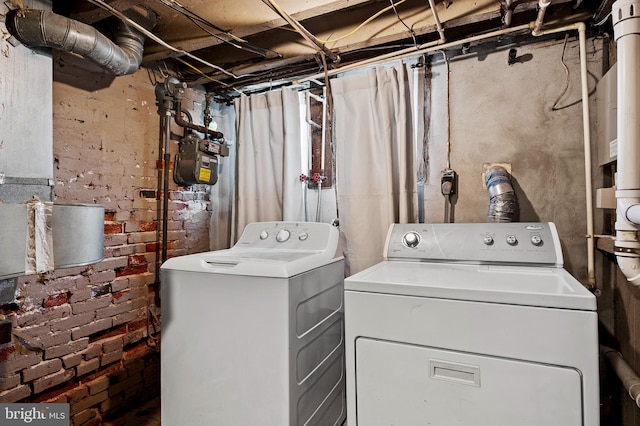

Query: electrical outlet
[[482, 163, 512, 189]]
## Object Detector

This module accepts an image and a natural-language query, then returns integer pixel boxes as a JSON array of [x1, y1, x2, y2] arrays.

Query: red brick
[[100, 336, 123, 353], [45, 337, 89, 360], [32, 368, 75, 394], [43, 293, 69, 309], [1, 351, 43, 376], [128, 255, 147, 267], [108, 372, 141, 396], [96, 303, 131, 320], [34, 331, 72, 348], [104, 224, 124, 234], [72, 408, 98, 425], [86, 376, 109, 396], [0, 345, 16, 362], [71, 295, 112, 315], [62, 352, 83, 369], [70, 389, 108, 415], [76, 358, 100, 377], [22, 359, 63, 382], [138, 221, 156, 232], [100, 348, 123, 367], [0, 384, 31, 402], [104, 212, 116, 222], [17, 305, 72, 327], [115, 265, 149, 277], [71, 318, 113, 340], [0, 373, 21, 391], [50, 313, 94, 332]]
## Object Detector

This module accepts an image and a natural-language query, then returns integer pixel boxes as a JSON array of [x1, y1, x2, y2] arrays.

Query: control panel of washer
[[234, 221, 337, 252], [387, 222, 563, 265]]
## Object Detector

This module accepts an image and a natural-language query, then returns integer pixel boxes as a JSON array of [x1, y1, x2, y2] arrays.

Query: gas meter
[[174, 133, 229, 186]]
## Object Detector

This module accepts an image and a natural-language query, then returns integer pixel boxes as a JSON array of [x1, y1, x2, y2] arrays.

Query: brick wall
[[0, 53, 212, 424]]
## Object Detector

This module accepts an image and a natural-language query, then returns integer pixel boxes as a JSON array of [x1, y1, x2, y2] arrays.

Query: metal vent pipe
[[485, 166, 518, 223], [6, 8, 156, 76]]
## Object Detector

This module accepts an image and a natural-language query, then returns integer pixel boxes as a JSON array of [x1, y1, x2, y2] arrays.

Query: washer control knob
[[259, 230, 269, 240], [276, 229, 291, 242], [298, 232, 309, 241], [530, 235, 542, 246], [403, 231, 421, 248], [506, 235, 518, 246], [483, 235, 494, 245]]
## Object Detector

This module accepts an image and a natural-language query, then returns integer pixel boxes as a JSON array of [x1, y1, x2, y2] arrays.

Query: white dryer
[[344, 222, 598, 426], [161, 221, 346, 426]]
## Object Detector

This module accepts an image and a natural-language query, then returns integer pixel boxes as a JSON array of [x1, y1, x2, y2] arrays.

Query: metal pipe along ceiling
[[5, 8, 156, 76]]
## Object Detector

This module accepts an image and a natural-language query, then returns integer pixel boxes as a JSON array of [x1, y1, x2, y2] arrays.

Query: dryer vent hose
[[485, 166, 518, 223]]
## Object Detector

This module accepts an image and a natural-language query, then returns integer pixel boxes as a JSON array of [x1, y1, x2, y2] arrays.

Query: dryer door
[[355, 338, 583, 426]]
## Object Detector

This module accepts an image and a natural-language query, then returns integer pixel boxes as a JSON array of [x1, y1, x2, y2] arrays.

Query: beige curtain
[[232, 88, 303, 242], [331, 63, 419, 275]]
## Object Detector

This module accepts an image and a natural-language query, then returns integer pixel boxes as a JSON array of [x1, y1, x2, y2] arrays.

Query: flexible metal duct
[[485, 166, 518, 222], [5, 7, 156, 76]]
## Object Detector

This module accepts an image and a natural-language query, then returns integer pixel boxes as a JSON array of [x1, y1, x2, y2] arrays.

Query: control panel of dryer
[[385, 222, 563, 266]]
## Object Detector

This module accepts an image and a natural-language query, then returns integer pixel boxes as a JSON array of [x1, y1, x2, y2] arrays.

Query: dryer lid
[[344, 260, 596, 310]]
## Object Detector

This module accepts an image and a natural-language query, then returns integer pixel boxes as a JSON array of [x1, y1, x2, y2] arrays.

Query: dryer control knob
[[403, 231, 421, 248], [483, 235, 494, 245], [530, 235, 542, 246], [276, 229, 291, 242], [506, 235, 518, 245], [259, 230, 269, 240], [298, 232, 309, 241]]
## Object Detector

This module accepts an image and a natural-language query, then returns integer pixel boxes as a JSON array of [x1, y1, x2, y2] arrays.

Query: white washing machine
[[161, 221, 346, 426], [344, 222, 599, 426]]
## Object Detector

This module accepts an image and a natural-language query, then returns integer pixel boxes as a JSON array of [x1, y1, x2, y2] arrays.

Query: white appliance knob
[[483, 235, 494, 245], [506, 235, 518, 245], [531, 235, 542, 246], [299, 232, 309, 241], [403, 231, 421, 248], [276, 229, 291, 242], [259, 230, 269, 240]]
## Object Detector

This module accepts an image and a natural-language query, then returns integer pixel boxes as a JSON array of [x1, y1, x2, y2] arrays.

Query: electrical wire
[[552, 34, 570, 111], [390, 0, 418, 48], [155, 0, 281, 58], [316, 0, 408, 44], [86, 0, 240, 79]]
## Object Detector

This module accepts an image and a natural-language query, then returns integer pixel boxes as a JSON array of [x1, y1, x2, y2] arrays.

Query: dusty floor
[[103, 397, 161, 426]]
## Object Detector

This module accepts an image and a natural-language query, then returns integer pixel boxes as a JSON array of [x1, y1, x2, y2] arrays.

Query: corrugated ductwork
[[485, 166, 518, 223], [5, 7, 156, 76]]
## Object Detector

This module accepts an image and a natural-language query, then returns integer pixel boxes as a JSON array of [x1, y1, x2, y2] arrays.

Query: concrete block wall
[[0, 52, 212, 423]]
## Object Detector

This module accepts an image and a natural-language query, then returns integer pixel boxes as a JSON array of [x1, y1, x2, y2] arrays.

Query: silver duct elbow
[[485, 166, 518, 223], [6, 8, 155, 76]]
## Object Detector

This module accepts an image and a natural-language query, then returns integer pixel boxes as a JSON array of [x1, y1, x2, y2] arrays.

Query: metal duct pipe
[[485, 166, 518, 222], [613, 0, 640, 286], [5, 7, 155, 76]]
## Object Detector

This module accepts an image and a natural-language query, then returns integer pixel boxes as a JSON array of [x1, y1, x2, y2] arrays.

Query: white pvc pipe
[[613, 0, 640, 286], [532, 22, 595, 287], [427, 0, 446, 41], [532, 0, 552, 35], [601, 345, 640, 408]]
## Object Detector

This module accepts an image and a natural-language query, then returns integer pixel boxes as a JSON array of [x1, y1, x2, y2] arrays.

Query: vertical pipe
[[613, 0, 640, 286], [162, 110, 171, 263], [532, 22, 595, 287]]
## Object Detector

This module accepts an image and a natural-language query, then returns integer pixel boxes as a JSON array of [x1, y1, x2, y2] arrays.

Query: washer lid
[[344, 260, 596, 311], [161, 221, 341, 277]]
